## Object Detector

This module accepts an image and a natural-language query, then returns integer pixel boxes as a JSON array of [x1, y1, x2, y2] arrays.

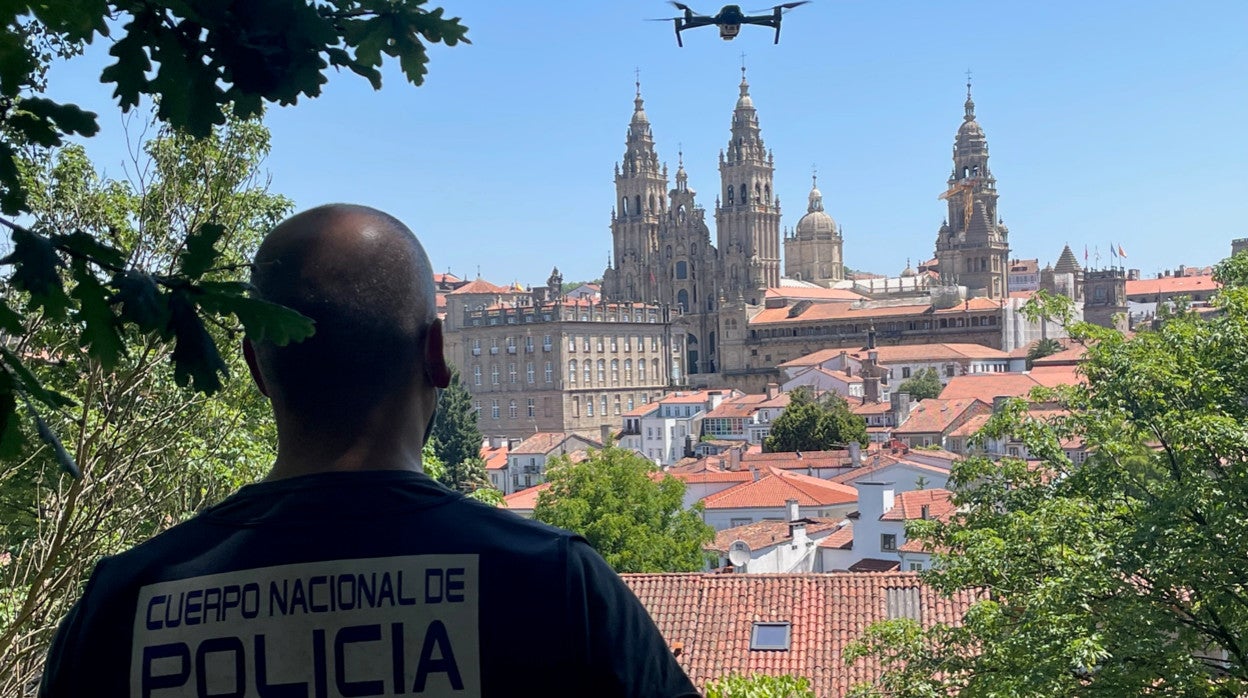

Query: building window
[[471, 338, 481, 355], [652, 358, 661, 382], [902, 367, 911, 379], [491, 365, 499, 385], [508, 363, 517, 383], [639, 360, 647, 382], [545, 361, 553, 383], [568, 359, 577, 384], [584, 362, 592, 385], [569, 336, 576, 351], [945, 364, 956, 378], [573, 397, 580, 417], [473, 365, 482, 386], [473, 401, 481, 416], [613, 395, 621, 415], [527, 398, 535, 418], [675, 261, 688, 280], [491, 400, 499, 420], [627, 395, 634, 411], [596, 338, 604, 352], [587, 399, 594, 418], [749, 622, 791, 651], [909, 561, 924, 571], [597, 359, 606, 383], [624, 337, 631, 351], [611, 359, 620, 384], [881, 534, 897, 552], [601, 395, 608, 417], [508, 400, 517, 419], [584, 336, 591, 352], [526, 362, 535, 384], [543, 334, 552, 350], [611, 337, 618, 351], [651, 336, 659, 351]]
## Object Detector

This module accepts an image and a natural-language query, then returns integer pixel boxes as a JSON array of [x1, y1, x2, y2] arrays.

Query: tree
[[0, 117, 288, 691], [1025, 336, 1064, 369], [896, 367, 942, 400], [846, 266, 1248, 696], [429, 369, 486, 492], [0, 2, 468, 462], [764, 387, 867, 453], [534, 446, 714, 573], [705, 674, 816, 698]]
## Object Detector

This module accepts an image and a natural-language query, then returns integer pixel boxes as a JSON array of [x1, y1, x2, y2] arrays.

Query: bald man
[[41, 205, 698, 697]]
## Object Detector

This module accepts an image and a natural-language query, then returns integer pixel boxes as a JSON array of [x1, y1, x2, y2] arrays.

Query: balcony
[[522, 465, 541, 474], [471, 348, 481, 356], [489, 347, 499, 354], [542, 343, 552, 352], [525, 345, 534, 353], [507, 346, 517, 354]]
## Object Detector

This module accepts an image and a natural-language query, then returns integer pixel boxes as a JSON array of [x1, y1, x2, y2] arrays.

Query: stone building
[[1233, 237, 1248, 257], [933, 82, 1010, 299], [784, 176, 844, 286], [1082, 268, 1128, 331], [444, 289, 681, 440]]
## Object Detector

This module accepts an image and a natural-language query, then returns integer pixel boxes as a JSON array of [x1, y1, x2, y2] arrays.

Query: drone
[[652, 2, 810, 46]]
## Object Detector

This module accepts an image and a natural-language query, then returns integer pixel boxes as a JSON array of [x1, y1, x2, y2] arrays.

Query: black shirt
[[40, 470, 698, 697]]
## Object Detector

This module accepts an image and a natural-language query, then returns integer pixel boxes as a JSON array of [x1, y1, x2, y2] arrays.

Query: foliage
[[0, 118, 287, 691], [534, 446, 713, 573], [1025, 337, 1064, 369], [0, 1, 469, 463], [848, 257, 1248, 696], [429, 369, 486, 493], [896, 367, 943, 400], [704, 673, 816, 698], [764, 387, 867, 453]]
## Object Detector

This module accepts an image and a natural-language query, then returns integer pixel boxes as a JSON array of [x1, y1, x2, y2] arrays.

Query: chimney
[[488, 435, 504, 449], [848, 441, 862, 467], [992, 395, 1010, 414], [920, 504, 930, 520], [750, 467, 762, 482], [766, 382, 780, 400], [728, 447, 742, 472], [1177, 264, 1186, 277], [838, 350, 848, 369], [854, 481, 896, 524], [600, 423, 612, 446], [867, 325, 877, 349], [507, 437, 522, 450], [786, 498, 800, 522], [864, 374, 880, 404]]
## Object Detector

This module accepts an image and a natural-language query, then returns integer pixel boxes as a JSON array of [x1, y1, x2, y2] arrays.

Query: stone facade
[[784, 177, 844, 286], [445, 298, 680, 440], [934, 83, 1010, 299], [1233, 237, 1248, 257], [1082, 268, 1128, 331]]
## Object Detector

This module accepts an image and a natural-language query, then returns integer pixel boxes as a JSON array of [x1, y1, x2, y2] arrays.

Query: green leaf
[[0, 297, 23, 334], [100, 19, 153, 111], [0, 370, 23, 458], [0, 226, 71, 318], [54, 229, 127, 269], [110, 270, 169, 333], [167, 291, 227, 394], [197, 285, 315, 346], [0, 347, 76, 410], [72, 270, 125, 369], [179, 221, 225, 279], [16, 97, 100, 138]]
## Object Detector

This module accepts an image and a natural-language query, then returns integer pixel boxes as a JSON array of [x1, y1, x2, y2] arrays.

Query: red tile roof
[[765, 287, 867, 302], [816, 522, 855, 549], [704, 394, 768, 419], [622, 402, 660, 418], [848, 558, 901, 572], [828, 456, 948, 485], [622, 572, 977, 697], [892, 398, 988, 436], [708, 518, 844, 553], [1028, 364, 1086, 388], [661, 390, 733, 405], [751, 301, 934, 325], [1125, 275, 1220, 298], [447, 278, 512, 295], [939, 373, 1046, 403], [947, 413, 992, 439], [1029, 344, 1087, 366], [880, 489, 956, 522], [702, 467, 858, 509], [480, 442, 509, 471], [501, 481, 550, 512]]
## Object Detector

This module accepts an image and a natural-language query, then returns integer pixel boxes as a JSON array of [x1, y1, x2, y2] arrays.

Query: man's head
[[245, 204, 451, 442]]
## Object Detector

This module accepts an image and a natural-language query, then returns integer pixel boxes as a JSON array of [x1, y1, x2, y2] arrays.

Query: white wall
[[703, 502, 856, 531], [718, 524, 830, 574]]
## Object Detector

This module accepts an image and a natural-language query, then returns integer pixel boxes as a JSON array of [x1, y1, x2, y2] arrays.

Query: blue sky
[[45, 1, 1248, 284]]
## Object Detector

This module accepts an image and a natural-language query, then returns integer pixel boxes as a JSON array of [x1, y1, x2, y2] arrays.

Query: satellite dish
[[727, 540, 752, 568]]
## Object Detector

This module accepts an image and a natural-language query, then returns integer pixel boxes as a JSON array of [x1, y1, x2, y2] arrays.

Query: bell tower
[[715, 67, 781, 305], [934, 79, 1010, 299], [605, 78, 669, 303]]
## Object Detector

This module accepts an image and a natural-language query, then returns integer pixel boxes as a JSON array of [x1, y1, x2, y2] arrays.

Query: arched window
[[621, 197, 629, 215], [583, 361, 592, 385], [675, 261, 688, 280], [624, 359, 633, 383], [677, 205, 686, 223], [652, 358, 661, 382], [740, 183, 747, 203], [727, 185, 734, 205], [755, 182, 762, 203], [568, 359, 577, 384], [634, 195, 641, 215], [639, 360, 647, 382], [611, 359, 619, 384], [764, 184, 771, 204], [648, 194, 655, 212], [597, 359, 606, 383], [677, 289, 689, 312], [665, 245, 673, 259]]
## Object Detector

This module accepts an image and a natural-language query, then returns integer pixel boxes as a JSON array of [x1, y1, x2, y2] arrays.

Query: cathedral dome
[[794, 180, 837, 238], [901, 260, 917, 278]]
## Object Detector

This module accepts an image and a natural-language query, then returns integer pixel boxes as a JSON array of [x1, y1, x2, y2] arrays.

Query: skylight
[[750, 622, 792, 651]]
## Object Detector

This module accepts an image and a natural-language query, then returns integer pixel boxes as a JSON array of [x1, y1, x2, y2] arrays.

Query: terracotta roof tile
[[479, 443, 509, 471], [848, 558, 901, 572], [892, 398, 989, 436], [828, 456, 948, 485], [880, 489, 956, 522], [816, 521, 855, 549], [939, 373, 1045, 403], [1028, 364, 1086, 388], [765, 287, 867, 302], [622, 572, 977, 697], [1125, 275, 1220, 298], [703, 468, 858, 509], [501, 482, 549, 512], [947, 413, 992, 439], [751, 301, 935, 325], [708, 518, 844, 552], [446, 278, 512, 295]]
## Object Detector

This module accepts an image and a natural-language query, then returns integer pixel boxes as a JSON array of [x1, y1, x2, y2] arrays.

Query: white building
[[637, 390, 739, 465], [699, 466, 857, 531], [502, 432, 601, 495], [707, 500, 846, 573], [819, 483, 955, 572]]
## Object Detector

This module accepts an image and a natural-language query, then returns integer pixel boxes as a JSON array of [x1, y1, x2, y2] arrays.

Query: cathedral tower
[[604, 80, 669, 303], [715, 68, 781, 305], [934, 81, 1010, 299], [664, 153, 721, 374], [784, 174, 844, 286]]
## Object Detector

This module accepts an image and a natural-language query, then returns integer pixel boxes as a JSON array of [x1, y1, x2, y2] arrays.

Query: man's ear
[[424, 319, 452, 389], [243, 339, 270, 397]]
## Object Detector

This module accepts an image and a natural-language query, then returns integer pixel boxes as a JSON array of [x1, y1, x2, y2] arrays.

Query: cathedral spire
[[964, 72, 975, 121]]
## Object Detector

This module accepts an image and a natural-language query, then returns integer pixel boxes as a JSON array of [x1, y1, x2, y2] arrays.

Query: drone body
[[659, 2, 810, 46]]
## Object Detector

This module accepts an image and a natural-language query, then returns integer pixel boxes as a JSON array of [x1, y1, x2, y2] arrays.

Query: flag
[[1109, 242, 1118, 259], [1084, 245, 1089, 262], [1118, 244, 1127, 258]]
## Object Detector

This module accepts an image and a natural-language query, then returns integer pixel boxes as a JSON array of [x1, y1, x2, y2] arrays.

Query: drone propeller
[[645, 16, 682, 21], [669, 1, 695, 11], [749, 0, 810, 11]]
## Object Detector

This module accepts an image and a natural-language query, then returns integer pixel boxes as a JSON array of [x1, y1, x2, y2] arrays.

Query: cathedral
[[602, 71, 1012, 379]]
